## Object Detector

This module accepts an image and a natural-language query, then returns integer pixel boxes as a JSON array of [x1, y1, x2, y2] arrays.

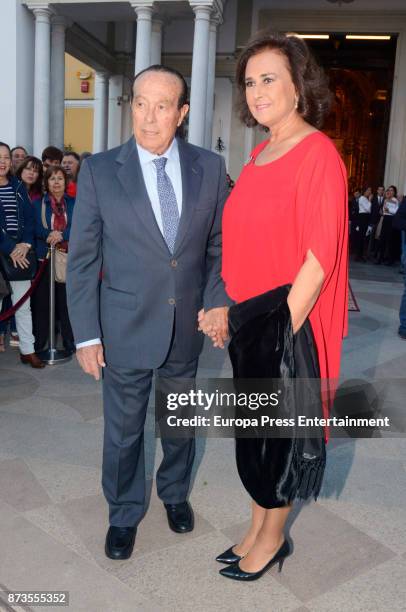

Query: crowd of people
[[0, 142, 87, 366], [350, 184, 406, 271]]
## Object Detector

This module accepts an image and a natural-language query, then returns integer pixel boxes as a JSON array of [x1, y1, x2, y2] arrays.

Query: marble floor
[[0, 263, 405, 612]]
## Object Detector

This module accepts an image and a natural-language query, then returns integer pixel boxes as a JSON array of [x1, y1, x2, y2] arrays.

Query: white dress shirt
[[77, 138, 183, 349], [358, 195, 371, 214]]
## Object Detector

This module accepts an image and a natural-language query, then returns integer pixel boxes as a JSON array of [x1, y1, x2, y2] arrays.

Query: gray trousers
[[102, 331, 198, 527]]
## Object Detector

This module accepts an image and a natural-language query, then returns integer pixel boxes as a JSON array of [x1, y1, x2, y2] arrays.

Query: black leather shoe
[[219, 540, 290, 581], [216, 546, 245, 564], [105, 526, 136, 560], [164, 501, 194, 533]]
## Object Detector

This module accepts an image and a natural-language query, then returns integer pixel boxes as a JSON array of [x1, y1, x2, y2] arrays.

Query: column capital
[[32, 8, 53, 20], [24, 1, 53, 14], [210, 13, 222, 29], [190, 4, 213, 20], [130, 1, 155, 16], [189, 0, 224, 16]]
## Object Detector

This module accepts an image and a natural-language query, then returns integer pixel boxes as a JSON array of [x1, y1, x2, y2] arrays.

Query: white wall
[[0, 0, 18, 148], [16, 1, 35, 152], [0, 0, 34, 151]]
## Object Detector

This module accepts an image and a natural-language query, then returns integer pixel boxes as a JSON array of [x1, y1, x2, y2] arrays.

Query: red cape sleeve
[[297, 138, 348, 295]]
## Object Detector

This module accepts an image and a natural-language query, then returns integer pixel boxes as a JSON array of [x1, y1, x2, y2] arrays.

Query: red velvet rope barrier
[[0, 257, 49, 321]]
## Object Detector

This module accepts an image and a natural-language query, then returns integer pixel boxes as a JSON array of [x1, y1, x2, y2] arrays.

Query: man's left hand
[[198, 307, 229, 349]]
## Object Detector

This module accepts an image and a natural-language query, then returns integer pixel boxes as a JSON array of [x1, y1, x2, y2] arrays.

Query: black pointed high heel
[[215, 546, 246, 565], [219, 540, 290, 581]]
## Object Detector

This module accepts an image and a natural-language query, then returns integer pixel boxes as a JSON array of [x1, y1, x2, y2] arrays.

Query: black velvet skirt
[[228, 286, 326, 509]]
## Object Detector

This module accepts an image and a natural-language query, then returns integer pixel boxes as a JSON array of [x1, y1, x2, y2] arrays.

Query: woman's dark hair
[[16, 156, 43, 195], [0, 142, 11, 155], [41, 146, 63, 163], [43, 165, 68, 193], [388, 185, 398, 197], [362, 186, 372, 196], [131, 64, 189, 109], [235, 30, 332, 129]]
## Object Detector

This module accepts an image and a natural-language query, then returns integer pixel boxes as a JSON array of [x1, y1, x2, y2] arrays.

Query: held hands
[[76, 344, 106, 381], [10, 243, 30, 269], [47, 231, 63, 246], [198, 306, 229, 349]]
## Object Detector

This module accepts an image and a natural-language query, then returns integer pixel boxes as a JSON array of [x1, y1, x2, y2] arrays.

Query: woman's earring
[[294, 96, 299, 110]]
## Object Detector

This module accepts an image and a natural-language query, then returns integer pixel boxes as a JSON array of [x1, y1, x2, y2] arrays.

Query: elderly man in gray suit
[[66, 65, 231, 561]]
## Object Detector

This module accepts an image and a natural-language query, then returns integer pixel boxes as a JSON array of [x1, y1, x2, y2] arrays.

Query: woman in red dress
[[214, 32, 348, 581]]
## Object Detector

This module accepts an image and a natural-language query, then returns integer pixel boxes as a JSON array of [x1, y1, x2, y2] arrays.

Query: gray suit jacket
[[66, 136, 232, 369]]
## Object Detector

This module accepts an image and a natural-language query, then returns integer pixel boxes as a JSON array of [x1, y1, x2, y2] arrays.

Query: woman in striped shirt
[[0, 142, 44, 368]]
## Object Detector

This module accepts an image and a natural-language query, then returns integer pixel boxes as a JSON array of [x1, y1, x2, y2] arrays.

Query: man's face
[[43, 158, 61, 172], [131, 71, 189, 155], [12, 148, 26, 170], [377, 187, 385, 197], [62, 155, 80, 180]]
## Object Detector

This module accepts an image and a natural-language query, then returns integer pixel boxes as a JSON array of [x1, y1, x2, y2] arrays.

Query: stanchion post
[[49, 243, 56, 350], [37, 245, 72, 365]]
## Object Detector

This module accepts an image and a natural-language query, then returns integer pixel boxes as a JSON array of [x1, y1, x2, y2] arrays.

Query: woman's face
[[386, 187, 395, 199], [0, 146, 11, 181], [47, 170, 65, 198], [364, 187, 372, 198], [245, 48, 297, 130], [21, 162, 40, 187]]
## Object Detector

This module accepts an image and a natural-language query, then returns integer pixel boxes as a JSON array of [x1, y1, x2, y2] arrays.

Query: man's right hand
[[76, 344, 106, 381]]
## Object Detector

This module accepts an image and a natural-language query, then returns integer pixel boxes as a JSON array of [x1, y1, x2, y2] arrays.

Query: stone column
[[204, 16, 219, 149], [150, 18, 163, 65], [114, 22, 134, 141], [32, 5, 52, 156], [131, 2, 154, 74], [93, 71, 109, 153], [384, 31, 406, 190], [243, 126, 255, 164], [108, 75, 124, 149], [188, 3, 212, 146], [50, 16, 68, 150]]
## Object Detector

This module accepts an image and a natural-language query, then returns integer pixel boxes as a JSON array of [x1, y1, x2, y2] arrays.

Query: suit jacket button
[[168, 298, 176, 305], [171, 259, 178, 268]]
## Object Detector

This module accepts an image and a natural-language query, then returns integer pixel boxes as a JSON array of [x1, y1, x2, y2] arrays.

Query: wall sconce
[[76, 70, 92, 80]]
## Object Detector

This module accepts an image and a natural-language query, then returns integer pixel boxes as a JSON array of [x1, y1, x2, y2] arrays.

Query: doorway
[[308, 34, 397, 191]]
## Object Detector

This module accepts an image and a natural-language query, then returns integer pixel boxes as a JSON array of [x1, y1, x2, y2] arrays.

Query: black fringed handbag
[[228, 284, 326, 509]]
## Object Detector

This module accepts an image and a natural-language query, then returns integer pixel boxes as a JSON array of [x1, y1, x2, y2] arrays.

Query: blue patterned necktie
[[153, 156, 180, 253]]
